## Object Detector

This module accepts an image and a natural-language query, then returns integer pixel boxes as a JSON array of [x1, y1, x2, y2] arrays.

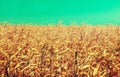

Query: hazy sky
[[0, 0, 120, 25]]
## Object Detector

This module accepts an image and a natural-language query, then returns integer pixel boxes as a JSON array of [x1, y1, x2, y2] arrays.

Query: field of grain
[[0, 24, 120, 77]]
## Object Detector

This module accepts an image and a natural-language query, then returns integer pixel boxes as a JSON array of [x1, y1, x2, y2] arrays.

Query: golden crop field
[[0, 24, 120, 77]]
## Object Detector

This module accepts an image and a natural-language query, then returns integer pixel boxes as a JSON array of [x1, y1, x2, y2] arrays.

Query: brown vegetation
[[0, 24, 120, 77]]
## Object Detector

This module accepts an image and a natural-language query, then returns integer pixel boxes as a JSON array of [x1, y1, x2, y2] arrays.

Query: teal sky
[[0, 0, 120, 25]]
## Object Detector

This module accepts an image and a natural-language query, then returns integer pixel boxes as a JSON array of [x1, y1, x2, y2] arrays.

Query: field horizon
[[1, 21, 120, 26]]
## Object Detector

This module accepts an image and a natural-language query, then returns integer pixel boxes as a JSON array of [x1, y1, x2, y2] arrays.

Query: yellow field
[[0, 24, 120, 77]]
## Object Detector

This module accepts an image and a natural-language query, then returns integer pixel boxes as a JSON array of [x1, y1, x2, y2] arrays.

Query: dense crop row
[[0, 24, 120, 77]]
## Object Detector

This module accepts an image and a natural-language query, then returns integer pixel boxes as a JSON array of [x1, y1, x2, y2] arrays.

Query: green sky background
[[0, 0, 120, 25]]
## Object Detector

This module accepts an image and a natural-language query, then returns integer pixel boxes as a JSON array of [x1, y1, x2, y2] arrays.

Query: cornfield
[[0, 24, 120, 77]]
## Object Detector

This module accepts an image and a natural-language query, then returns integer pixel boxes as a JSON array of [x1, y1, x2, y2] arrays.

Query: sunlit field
[[0, 24, 120, 77]]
